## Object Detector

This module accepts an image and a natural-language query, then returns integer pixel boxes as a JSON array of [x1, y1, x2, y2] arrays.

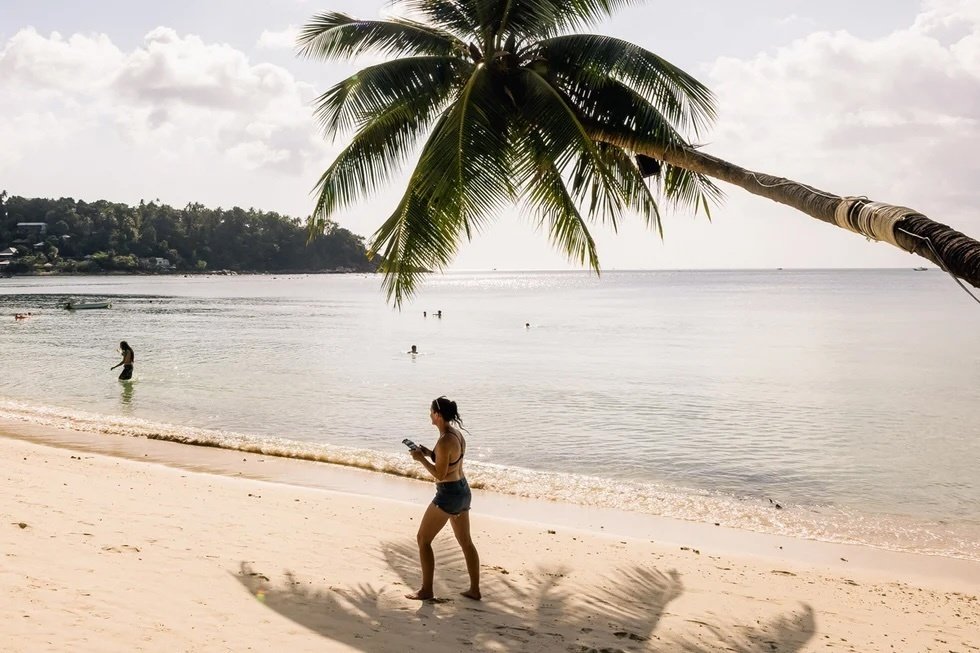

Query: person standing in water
[[406, 396, 481, 601], [111, 341, 135, 380]]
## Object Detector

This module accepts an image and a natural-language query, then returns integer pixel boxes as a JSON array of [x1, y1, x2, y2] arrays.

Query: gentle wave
[[1, 397, 977, 562]]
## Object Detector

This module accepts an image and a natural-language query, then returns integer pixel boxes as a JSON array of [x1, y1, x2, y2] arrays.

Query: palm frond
[[394, 0, 481, 41], [297, 12, 466, 61], [516, 133, 601, 270], [370, 66, 516, 304], [516, 68, 626, 227], [658, 162, 724, 218], [312, 56, 471, 137], [371, 184, 449, 306], [308, 78, 458, 239], [368, 111, 458, 306], [555, 69, 686, 152], [544, 69, 718, 219], [548, 0, 647, 31], [493, 0, 647, 39], [415, 64, 516, 238], [596, 143, 662, 236], [531, 34, 716, 136]]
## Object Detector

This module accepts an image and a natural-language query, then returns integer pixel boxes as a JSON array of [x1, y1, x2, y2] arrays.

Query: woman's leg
[[449, 511, 481, 600], [405, 502, 451, 600]]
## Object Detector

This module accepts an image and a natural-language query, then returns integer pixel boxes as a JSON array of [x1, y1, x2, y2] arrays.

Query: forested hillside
[[0, 192, 376, 274]]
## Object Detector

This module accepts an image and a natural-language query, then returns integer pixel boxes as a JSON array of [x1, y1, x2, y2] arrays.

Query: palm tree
[[299, 0, 980, 305]]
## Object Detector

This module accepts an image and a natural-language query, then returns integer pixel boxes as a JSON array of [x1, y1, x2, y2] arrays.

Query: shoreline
[[1, 423, 977, 651], [0, 267, 938, 279], [1, 411, 979, 573], [3, 416, 979, 591]]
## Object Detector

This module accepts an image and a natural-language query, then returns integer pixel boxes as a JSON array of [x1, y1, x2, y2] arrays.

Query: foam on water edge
[[1, 397, 977, 562]]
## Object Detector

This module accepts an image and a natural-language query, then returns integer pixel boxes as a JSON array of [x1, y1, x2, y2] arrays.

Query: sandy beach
[[1, 421, 978, 652]]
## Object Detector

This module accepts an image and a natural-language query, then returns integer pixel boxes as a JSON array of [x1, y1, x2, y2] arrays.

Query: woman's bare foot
[[405, 589, 434, 600], [460, 588, 482, 601]]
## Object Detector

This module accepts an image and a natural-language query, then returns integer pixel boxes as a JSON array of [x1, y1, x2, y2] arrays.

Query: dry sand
[[1, 422, 978, 652]]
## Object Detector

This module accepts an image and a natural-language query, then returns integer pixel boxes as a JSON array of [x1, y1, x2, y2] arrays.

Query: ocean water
[[1, 270, 979, 560]]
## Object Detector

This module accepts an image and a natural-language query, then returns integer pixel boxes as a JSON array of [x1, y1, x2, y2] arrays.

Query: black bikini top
[[445, 430, 465, 467]]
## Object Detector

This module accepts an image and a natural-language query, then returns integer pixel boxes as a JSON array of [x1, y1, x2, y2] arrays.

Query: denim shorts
[[433, 478, 471, 515]]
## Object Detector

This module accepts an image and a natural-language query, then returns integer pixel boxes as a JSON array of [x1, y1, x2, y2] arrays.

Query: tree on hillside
[[300, 0, 980, 305], [0, 195, 375, 273]]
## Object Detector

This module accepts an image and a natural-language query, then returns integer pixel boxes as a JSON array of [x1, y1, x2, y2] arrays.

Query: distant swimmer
[[111, 341, 135, 380], [423, 311, 427, 318], [408, 344, 418, 354], [436, 310, 442, 318], [525, 322, 530, 329]]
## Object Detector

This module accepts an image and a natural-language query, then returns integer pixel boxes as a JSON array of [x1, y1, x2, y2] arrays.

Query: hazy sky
[[2, 0, 977, 271]]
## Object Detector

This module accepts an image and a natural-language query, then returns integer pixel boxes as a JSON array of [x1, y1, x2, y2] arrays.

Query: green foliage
[[302, 0, 721, 305], [110, 255, 138, 271], [0, 195, 376, 274]]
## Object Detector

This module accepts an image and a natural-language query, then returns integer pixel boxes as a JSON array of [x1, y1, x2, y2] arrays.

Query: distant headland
[[0, 192, 377, 276]]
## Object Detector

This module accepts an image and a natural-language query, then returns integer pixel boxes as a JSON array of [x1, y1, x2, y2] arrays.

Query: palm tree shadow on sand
[[235, 540, 814, 652], [674, 605, 816, 652]]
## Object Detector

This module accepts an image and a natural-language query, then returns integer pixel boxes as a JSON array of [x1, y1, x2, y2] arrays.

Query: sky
[[1, 0, 978, 271]]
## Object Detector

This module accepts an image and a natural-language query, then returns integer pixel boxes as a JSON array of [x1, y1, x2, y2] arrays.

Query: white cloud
[[704, 1, 980, 236], [257, 26, 299, 50], [0, 28, 123, 93], [0, 26, 325, 175]]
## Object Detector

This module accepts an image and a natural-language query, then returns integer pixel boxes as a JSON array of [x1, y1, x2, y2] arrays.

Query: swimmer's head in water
[[431, 396, 462, 427], [410, 345, 417, 353]]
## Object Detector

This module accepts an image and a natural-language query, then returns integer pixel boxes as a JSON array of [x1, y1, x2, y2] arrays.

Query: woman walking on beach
[[111, 341, 135, 380], [406, 396, 481, 601]]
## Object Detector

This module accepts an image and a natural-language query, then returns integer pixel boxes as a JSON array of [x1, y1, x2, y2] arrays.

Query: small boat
[[65, 301, 111, 310], [913, 267, 928, 271]]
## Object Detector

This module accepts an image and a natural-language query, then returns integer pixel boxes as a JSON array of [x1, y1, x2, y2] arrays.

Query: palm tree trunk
[[589, 127, 980, 289]]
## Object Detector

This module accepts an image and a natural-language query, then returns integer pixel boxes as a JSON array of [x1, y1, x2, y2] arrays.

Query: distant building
[[0, 248, 12, 275], [139, 257, 174, 271], [16, 222, 47, 236]]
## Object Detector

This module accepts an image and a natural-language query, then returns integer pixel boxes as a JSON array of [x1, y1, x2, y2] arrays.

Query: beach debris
[[771, 570, 796, 576], [14, 522, 28, 529], [840, 557, 848, 562], [614, 631, 648, 642], [767, 498, 783, 509], [547, 529, 556, 534], [101, 544, 141, 553]]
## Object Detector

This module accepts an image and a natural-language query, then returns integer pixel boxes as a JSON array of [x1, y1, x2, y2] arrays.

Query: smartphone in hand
[[403, 439, 435, 461]]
